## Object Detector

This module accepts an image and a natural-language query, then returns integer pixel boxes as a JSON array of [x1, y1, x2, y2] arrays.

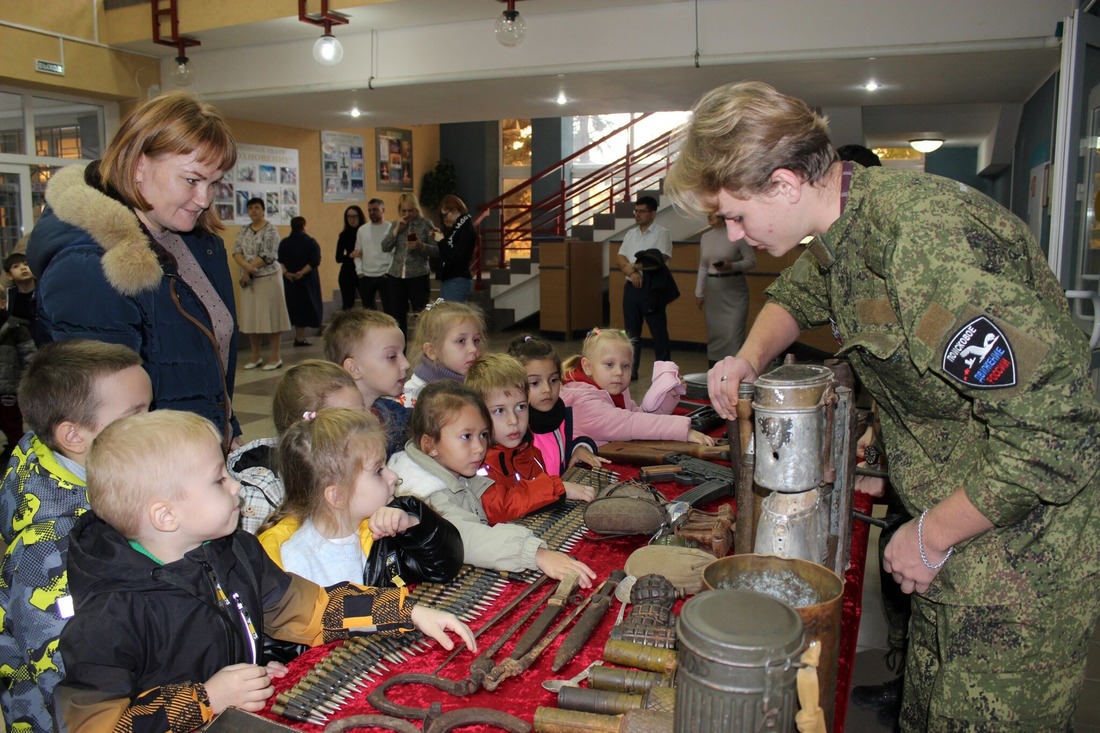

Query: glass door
[[1051, 9, 1100, 380], [0, 165, 33, 257]]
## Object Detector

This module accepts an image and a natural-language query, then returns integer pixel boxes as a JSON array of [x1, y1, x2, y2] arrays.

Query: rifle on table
[[639, 454, 736, 506], [599, 440, 729, 465], [679, 402, 726, 435]]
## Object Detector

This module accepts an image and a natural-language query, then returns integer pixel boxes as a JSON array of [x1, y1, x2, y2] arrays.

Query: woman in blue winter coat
[[27, 92, 243, 451]]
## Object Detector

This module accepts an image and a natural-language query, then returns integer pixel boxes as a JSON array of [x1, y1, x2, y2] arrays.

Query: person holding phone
[[381, 193, 437, 337]]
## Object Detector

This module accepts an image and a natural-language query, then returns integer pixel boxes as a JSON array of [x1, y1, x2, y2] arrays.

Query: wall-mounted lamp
[[909, 139, 944, 154], [495, 0, 528, 47], [151, 0, 200, 87], [299, 0, 350, 67]]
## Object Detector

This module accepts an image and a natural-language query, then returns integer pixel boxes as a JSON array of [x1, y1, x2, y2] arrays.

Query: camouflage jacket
[[766, 165, 1100, 606], [0, 433, 87, 733]]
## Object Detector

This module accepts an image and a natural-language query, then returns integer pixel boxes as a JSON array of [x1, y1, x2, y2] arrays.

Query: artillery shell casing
[[588, 665, 671, 694], [558, 686, 644, 715], [603, 639, 678, 676]]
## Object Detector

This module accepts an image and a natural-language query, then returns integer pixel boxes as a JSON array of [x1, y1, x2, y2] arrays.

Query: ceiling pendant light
[[495, 0, 527, 47], [299, 0, 350, 67], [909, 139, 944, 154], [151, 0, 200, 87], [168, 54, 193, 86]]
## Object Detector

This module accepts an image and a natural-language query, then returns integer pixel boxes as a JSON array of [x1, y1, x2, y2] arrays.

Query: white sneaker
[[243, 358, 264, 369]]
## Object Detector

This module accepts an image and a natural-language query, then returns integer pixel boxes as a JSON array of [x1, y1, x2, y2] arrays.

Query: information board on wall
[[321, 131, 366, 203], [214, 143, 300, 227]]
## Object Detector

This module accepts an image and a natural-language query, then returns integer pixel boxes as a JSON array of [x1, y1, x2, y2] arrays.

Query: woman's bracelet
[[917, 509, 953, 570]]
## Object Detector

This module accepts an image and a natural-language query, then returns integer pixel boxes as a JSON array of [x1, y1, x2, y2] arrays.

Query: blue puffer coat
[[26, 163, 240, 447]]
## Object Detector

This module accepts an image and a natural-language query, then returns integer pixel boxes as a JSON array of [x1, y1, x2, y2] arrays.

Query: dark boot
[[851, 675, 903, 716]]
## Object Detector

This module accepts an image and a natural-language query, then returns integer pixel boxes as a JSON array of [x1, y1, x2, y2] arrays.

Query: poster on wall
[[376, 128, 413, 192], [321, 131, 366, 203], [215, 143, 300, 227]]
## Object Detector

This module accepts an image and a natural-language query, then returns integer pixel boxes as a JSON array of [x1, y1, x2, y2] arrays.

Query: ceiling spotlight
[[495, 0, 527, 47], [313, 34, 344, 66], [909, 138, 944, 154], [299, 0, 350, 67], [556, 91, 567, 105], [863, 81, 880, 92], [169, 55, 193, 87], [350, 106, 361, 118]]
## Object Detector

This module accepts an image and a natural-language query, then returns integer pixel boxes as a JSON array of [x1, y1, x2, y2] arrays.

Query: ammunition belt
[[275, 469, 604, 724]]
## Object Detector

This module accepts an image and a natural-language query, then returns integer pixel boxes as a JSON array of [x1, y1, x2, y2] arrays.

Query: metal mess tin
[[752, 364, 833, 492]]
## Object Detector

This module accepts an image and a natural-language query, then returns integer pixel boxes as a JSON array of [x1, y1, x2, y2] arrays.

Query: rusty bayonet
[[551, 570, 625, 672], [508, 572, 579, 659]]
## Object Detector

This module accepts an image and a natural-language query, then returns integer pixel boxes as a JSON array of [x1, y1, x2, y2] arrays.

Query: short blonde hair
[[87, 411, 221, 538], [322, 308, 401, 365], [665, 81, 837, 214], [411, 301, 486, 364], [267, 408, 386, 531], [272, 360, 360, 434], [465, 353, 528, 399], [397, 192, 422, 218], [99, 92, 237, 233], [561, 328, 633, 373]]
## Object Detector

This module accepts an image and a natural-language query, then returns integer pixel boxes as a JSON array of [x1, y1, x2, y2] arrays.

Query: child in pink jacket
[[560, 328, 713, 447]]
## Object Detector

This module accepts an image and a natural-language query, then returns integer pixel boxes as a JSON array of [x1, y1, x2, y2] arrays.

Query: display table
[[259, 465, 873, 733]]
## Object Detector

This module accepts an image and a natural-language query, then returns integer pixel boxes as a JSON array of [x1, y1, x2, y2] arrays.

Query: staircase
[[475, 115, 688, 328]]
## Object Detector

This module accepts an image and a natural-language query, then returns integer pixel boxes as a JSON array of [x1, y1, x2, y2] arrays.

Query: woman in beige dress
[[234, 197, 290, 370]]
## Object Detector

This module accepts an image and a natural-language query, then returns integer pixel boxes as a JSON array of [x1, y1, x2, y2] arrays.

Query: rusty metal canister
[[702, 554, 845, 733], [752, 364, 833, 492], [674, 589, 803, 733]]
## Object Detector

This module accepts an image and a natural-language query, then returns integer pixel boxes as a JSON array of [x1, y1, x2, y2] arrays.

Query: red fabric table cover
[[259, 469, 873, 733]]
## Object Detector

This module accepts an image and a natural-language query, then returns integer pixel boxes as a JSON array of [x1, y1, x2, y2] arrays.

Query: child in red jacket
[[465, 354, 595, 525]]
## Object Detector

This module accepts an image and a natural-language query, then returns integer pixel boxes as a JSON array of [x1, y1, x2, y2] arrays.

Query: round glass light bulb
[[169, 57, 193, 87], [313, 34, 344, 66], [494, 10, 526, 47]]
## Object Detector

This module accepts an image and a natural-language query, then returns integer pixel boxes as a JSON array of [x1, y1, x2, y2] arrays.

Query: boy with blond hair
[[323, 307, 410, 456], [465, 353, 594, 525], [0, 339, 152, 733], [55, 410, 473, 733]]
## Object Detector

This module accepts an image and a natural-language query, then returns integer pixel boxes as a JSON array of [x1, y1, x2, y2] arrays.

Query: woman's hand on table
[[687, 429, 715, 446], [536, 548, 597, 589], [708, 356, 758, 420], [410, 605, 477, 653]]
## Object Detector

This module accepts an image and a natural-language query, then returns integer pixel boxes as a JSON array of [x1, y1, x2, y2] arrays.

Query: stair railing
[[474, 115, 682, 279]]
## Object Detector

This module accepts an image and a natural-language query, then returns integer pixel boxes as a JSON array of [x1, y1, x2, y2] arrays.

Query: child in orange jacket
[[465, 354, 595, 525]]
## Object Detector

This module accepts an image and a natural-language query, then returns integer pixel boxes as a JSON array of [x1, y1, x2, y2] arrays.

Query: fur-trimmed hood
[[29, 163, 164, 296]]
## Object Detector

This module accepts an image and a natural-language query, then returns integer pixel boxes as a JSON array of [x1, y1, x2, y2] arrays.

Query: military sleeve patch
[[942, 316, 1016, 388]]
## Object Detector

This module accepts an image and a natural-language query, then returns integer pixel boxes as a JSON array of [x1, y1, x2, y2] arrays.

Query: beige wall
[[225, 117, 440, 306], [0, 5, 159, 101]]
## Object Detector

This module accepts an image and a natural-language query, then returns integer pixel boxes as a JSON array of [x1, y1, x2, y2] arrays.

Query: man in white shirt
[[355, 198, 394, 310], [616, 195, 673, 380]]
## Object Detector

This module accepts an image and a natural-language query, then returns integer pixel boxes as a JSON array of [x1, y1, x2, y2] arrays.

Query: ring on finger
[[720, 375, 728, 382]]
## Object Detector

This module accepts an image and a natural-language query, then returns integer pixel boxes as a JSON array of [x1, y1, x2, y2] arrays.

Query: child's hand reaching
[[535, 548, 597, 588], [369, 506, 419, 538], [204, 663, 276, 714], [563, 481, 595, 503], [410, 605, 477, 652], [687, 429, 716, 446], [568, 446, 610, 469], [265, 661, 288, 680]]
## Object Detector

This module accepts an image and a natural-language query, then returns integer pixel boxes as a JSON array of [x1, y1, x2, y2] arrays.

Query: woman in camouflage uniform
[[668, 81, 1100, 732]]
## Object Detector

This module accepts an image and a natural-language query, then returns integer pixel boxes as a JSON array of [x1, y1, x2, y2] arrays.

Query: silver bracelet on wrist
[[917, 509, 953, 570]]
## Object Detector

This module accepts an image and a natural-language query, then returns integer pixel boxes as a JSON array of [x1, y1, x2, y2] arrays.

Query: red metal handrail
[[474, 115, 684, 278], [476, 124, 680, 272]]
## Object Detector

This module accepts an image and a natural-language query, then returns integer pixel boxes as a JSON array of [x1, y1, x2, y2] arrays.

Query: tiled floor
[[234, 325, 1100, 732]]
